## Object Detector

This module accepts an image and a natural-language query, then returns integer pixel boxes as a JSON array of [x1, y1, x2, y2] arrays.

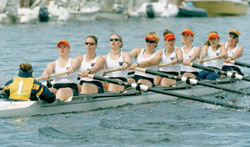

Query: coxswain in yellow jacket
[[3, 63, 56, 103]]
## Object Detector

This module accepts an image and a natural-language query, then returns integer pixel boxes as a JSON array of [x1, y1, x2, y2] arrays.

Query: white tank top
[[159, 48, 180, 72], [79, 55, 104, 81], [105, 52, 128, 78], [135, 49, 158, 78], [180, 47, 199, 72], [204, 46, 223, 69], [223, 43, 238, 66], [53, 58, 77, 84]]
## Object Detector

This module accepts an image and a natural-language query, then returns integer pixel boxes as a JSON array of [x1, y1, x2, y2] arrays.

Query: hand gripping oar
[[104, 67, 124, 74], [191, 63, 250, 82], [86, 74, 250, 111], [36, 71, 70, 81], [230, 60, 250, 68], [134, 67, 250, 95]]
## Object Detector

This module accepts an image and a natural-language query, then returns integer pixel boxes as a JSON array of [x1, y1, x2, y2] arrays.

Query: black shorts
[[80, 80, 104, 93], [132, 75, 155, 87], [180, 71, 200, 80], [53, 83, 78, 96], [222, 65, 244, 75]]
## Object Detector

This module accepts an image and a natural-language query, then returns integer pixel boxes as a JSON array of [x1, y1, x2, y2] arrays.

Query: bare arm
[[183, 46, 200, 65], [39, 61, 56, 80], [129, 48, 141, 59], [121, 52, 131, 69], [67, 56, 83, 73], [200, 45, 208, 63], [137, 53, 161, 68]]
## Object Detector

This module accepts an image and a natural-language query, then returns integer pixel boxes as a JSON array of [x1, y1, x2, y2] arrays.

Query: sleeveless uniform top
[[135, 49, 158, 78], [79, 55, 103, 81], [223, 43, 238, 67], [105, 52, 128, 78], [159, 48, 180, 72], [204, 46, 223, 69], [53, 58, 77, 84], [180, 47, 199, 72]]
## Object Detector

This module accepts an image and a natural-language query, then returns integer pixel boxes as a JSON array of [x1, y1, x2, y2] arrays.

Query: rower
[[38, 40, 79, 101], [2, 63, 56, 103], [180, 29, 201, 80], [155, 29, 182, 87], [68, 35, 105, 94], [222, 29, 244, 75], [128, 31, 161, 87], [199, 32, 227, 80], [103, 34, 131, 93]]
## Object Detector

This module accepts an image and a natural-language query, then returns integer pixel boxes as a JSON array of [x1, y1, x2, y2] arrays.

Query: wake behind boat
[[0, 77, 249, 118]]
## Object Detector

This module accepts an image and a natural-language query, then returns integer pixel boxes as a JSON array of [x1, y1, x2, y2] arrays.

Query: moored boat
[[0, 78, 249, 118], [186, 0, 248, 16], [177, 6, 207, 17]]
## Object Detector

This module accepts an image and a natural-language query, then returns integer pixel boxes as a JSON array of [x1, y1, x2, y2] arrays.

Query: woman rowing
[[3, 63, 56, 103], [129, 31, 161, 87], [38, 40, 78, 101], [222, 29, 244, 75], [103, 34, 131, 93], [155, 29, 182, 86], [69, 35, 105, 94], [180, 29, 200, 80], [199, 32, 227, 80]]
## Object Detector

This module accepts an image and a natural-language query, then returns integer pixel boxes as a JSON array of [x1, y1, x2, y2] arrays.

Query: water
[[1, 15, 250, 146]]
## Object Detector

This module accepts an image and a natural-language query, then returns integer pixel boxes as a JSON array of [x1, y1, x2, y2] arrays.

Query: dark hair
[[163, 29, 173, 37], [86, 35, 98, 45], [20, 63, 33, 73]]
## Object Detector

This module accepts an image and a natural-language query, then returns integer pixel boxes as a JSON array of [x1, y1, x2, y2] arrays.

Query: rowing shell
[[0, 78, 249, 118]]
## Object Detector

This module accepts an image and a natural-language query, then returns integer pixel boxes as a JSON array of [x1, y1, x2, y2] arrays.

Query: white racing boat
[[0, 77, 250, 118]]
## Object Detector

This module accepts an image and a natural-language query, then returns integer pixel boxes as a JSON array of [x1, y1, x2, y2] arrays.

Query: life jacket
[[9, 76, 35, 101]]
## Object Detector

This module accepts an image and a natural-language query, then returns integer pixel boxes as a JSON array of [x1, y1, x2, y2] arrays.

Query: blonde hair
[[145, 31, 160, 44]]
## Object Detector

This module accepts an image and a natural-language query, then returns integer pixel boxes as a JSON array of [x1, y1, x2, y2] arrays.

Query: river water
[[1, 14, 250, 146]]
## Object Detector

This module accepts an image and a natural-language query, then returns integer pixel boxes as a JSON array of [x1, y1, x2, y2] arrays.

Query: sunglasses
[[110, 38, 120, 42], [146, 40, 156, 44], [85, 42, 95, 46], [229, 34, 238, 39]]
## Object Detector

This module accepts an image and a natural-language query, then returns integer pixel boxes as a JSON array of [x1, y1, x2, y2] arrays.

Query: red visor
[[57, 40, 70, 48], [145, 35, 156, 41], [181, 29, 194, 36], [208, 33, 219, 39], [164, 33, 176, 41]]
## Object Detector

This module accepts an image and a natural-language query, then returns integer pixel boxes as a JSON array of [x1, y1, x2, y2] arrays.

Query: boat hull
[[190, 1, 248, 16], [0, 78, 249, 118]]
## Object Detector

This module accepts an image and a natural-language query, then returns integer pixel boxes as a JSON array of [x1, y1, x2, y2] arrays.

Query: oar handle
[[201, 57, 218, 63], [104, 67, 124, 74], [230, 60, 250, 68], [36, 71, 69, 81]]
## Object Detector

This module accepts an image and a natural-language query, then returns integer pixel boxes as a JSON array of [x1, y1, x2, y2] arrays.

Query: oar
[[36, 71, 70, 81], [86, 74, 250, 111], [104, 67, 124, 74], [230, 60, 250, 68], [190, 63, 250, 82], [201, 56, 219, 63], [134, 67, 249, 95]]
